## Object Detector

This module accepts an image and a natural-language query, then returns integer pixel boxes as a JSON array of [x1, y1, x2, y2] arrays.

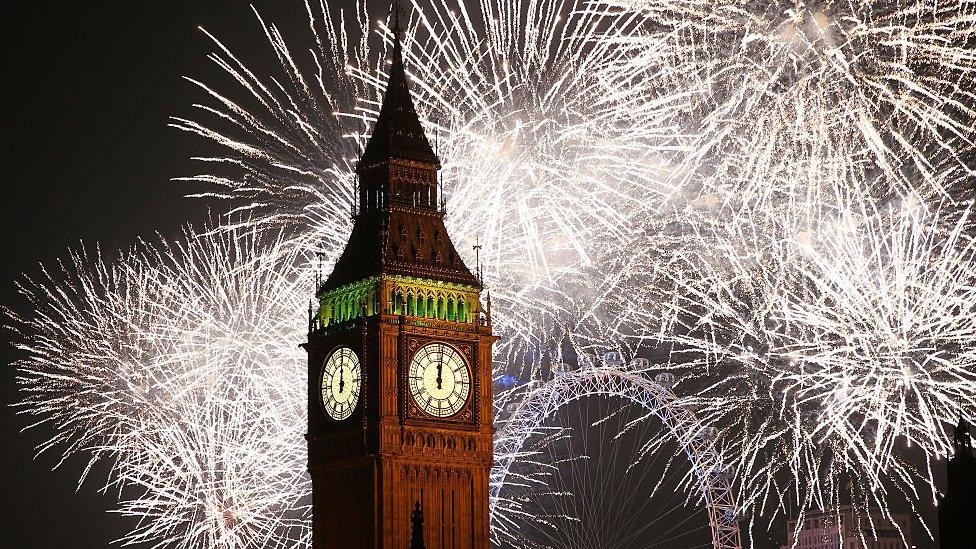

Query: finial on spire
[[486, 291, 492, 328], [472, 235, 482, 284], [308, 300, 315, 333], [391, 0, 406, 41]]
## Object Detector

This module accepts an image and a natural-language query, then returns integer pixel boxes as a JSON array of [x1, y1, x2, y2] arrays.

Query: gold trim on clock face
[[408, 342, 470, 418], [320, 346, 361, 421]]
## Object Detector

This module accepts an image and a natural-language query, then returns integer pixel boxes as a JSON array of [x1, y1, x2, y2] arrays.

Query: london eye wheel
[[490, 358, 742, 549]]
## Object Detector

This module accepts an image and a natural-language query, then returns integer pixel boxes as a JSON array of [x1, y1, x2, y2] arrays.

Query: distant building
[[938, 418, 976, 548], [782, 505, 912, 549]]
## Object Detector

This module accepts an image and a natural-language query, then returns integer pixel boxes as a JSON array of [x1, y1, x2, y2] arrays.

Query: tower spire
[[317, 0, 479, 293], [391, 0, 405, 41], [356, 0, 438, 171]]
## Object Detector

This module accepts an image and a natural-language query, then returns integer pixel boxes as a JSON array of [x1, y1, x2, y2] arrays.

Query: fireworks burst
[[609, 0, 976, 206], [172, 0, 680, 371], [6, 227, 310, 549], [648, 196, 976, 542], [598, 0, 976, 539]]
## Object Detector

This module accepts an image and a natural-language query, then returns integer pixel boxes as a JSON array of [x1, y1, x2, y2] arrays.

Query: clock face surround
[[408, 342, 471, 418], [320, 346, 361, 421]]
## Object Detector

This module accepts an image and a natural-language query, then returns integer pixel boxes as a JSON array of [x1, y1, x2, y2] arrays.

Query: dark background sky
[[0, 2, 945, 548], [0, 2, 308, 546]]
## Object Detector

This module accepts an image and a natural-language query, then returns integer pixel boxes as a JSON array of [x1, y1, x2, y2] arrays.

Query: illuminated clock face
[[320, 346, 361, 421], [409, 342, 470, 418]]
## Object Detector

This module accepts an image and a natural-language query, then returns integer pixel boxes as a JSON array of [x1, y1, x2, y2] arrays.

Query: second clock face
[[408, 342, 470, 418], [321, 346, 361, 421]]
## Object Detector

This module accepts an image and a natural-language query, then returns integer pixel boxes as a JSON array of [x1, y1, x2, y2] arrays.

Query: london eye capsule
[[654, 372, 676, 388], [551, 361, 569, 375], [628, 357, 650, 370], [602, 350, 624, 367]]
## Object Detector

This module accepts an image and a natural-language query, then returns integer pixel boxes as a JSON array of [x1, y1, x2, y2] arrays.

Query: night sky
[[0, 2, 950, 548], [0, 2, 314, 546]]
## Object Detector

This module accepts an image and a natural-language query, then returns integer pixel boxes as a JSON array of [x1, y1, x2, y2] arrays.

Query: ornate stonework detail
[[385, 275, 480, 323], [396, 426, 489, 463], [400, 462, 477, 486]]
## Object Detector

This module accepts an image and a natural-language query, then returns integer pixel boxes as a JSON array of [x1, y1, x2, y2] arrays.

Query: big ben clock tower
[[304, 9, 495, 548]]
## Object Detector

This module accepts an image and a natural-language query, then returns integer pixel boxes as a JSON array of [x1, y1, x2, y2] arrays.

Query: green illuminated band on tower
[[314, 275, 481, 330], [315, 276, 380, 328]]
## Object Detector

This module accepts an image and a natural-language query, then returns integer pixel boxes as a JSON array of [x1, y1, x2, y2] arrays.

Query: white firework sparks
[[399, 0, 678, 360], [597, 0, 976, 540], [655, 196, 976, 541], [172, 0, 679, 372], [6, 227, 310, 549], [609, 0, 976, 206]]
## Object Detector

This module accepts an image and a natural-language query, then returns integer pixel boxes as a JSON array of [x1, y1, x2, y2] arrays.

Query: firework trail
[[6, 227, 310, 549]]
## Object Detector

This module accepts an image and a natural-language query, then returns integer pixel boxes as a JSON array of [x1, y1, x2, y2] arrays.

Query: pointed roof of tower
[[317, 2, 479, 294], [358, 13, 438, 170]]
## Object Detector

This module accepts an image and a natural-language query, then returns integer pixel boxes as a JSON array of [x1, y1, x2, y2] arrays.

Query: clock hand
[[339, 367, 345, 394], [436, 361, 443, 390]]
